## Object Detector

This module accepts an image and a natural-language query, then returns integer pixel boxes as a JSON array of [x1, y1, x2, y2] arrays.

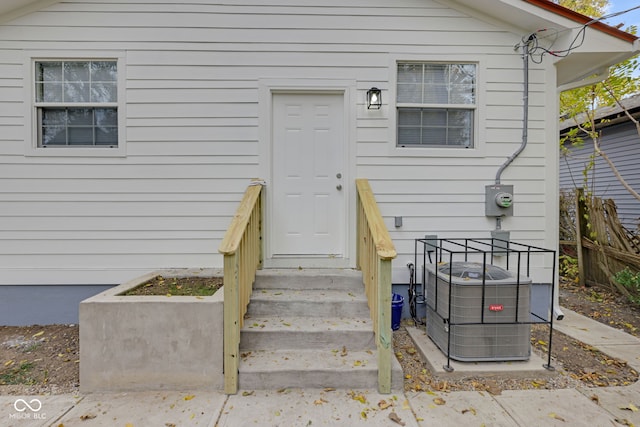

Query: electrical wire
[[515, 5, 640, 64], [407, 262, 424, 326]]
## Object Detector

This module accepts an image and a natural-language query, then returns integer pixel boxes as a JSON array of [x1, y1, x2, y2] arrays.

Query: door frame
[[258, 79, 357, 268]]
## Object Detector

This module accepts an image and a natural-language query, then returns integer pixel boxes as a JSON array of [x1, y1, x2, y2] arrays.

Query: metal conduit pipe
[[496, 43, 530, 185], [494, 42, 531, 230]]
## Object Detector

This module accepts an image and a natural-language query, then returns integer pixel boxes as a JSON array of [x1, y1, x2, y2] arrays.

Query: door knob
[[336, 173, 342, 179], [336, 184, 343, 190]]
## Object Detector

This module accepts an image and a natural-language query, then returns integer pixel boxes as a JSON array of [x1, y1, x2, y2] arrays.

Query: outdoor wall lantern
[[367, 87, 382, 109]]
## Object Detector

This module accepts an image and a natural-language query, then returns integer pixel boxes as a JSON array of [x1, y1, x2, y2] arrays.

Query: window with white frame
[[396, 62, 476, 148], [34, 60, 118, 148]]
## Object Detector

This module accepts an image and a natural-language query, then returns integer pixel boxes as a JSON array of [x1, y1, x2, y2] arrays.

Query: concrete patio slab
[[1, 395, 81, 427], [407, 390, 516, 426], [217, 388, 419, 427], [54, 391, 225, 426], [553, 309, 640, 347], [406, 326, 556, 379], [494, 388, 619, 426], [577, 386, 640, 425]]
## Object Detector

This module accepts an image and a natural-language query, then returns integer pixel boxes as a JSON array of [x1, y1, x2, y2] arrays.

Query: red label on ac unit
[[489, 304, 504, 312]]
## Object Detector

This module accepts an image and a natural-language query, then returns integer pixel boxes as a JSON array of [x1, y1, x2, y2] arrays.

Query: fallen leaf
[[165, 424, 176, 427], [4, 360, 14, 367], [184, 394, 195, 401], [360, 411, 367, 419], [354, 360, 362, 367], [274, 410, 280, 416], [313, 398, 328, 405], [615, 418, 633, 426], [378, 399, 392, 410], [461, 407, 477, 415], [32, 331, 45, 338], [242, 391, 254, 396], [620, 403, 639, 412], [351, 393, 367, 404], [341, 346, 348, 357], [402, 399, 410, 410], [388, 411, 405, 426], [548, 412, 565, 422], [590, 394, 599, 404], [406, 347, 417, 355], [125, 424, 134, 427], [433, 397, 446, 405], [323, 387, 336, 392], [80, 413, 97, 420]]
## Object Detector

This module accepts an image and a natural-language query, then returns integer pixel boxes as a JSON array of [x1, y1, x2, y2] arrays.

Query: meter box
[[485, 184, 513, 217]]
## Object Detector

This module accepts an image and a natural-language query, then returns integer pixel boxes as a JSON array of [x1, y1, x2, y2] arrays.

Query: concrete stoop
[[238, 269, 403, 391]]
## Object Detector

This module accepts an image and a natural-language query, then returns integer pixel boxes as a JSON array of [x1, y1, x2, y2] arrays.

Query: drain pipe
[[494, 42, 530, 231]]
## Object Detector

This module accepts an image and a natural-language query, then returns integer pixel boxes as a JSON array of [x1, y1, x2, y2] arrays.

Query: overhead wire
[[515, 5, 640, 64]]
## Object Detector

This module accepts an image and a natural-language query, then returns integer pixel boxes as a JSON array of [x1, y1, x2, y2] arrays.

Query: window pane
[[397, 107, 473, 147], [64, 82, 90, 103], [36, 62, 62, 82], [96, 127, 118, 145], [422, 109, 446, 126], [91, 82, 117, 102], [42, 126, 66, 145], [398, 109, 421, 126], [64, 61, 90, 82], [68, 127, 94, 145], [424, 64, 446, 84], [38, 107, 118, 147], [423, 84, 448, 104], [91, 61, 117, 81], [421, 127, 446, 145], [397, 63, 422, 103], [67, 108, 93, 126], [42, 108, 66, 126], [396, 62, 475, 148], [398, 127, 421, 145], [95, 108, 117, 126], [35, 61, 118, 149]]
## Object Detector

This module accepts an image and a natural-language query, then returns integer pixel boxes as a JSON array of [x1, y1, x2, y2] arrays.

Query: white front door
[[270, 92, 345, 262]]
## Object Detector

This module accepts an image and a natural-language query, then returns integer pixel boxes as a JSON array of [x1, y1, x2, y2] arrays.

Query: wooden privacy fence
[[355, 178, 397, 394], [218, 180, 264, 394], [565, 188, 640, 293]]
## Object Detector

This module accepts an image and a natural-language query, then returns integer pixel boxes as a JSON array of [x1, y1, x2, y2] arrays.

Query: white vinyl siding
[[0, 0, 557, 285]]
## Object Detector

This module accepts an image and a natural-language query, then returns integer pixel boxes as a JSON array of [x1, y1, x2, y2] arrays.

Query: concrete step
[[254, 269, 363, 291], [238, 349, 404, 390], [247, 289, 370, 318], [240, 316, 375, 351]]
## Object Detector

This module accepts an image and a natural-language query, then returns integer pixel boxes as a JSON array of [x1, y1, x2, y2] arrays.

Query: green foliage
[[614, 267, 640, 305], [0, 361, 36, 385], [559, 255, 579, 281]]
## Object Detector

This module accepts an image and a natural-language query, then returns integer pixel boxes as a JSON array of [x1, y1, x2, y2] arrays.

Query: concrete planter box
[[79, 269, 224, 392]]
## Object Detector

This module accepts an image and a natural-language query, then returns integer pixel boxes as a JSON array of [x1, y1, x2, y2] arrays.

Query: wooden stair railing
[[356, 178, 397, 394], [218, 179, 264, 394]]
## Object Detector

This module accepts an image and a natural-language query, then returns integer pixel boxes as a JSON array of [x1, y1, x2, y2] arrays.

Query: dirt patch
[[0, 324, 79, 395], [122, 275, 223, 296], [1, 277, 639, 395]]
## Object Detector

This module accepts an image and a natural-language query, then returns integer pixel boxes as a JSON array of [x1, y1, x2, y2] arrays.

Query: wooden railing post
[[219, 180, 264, 394], [355, 178, 396, 394], [223, 252, 239, 394]]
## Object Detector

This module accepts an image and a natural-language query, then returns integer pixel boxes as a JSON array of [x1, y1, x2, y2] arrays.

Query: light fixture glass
[[367, 87, 382, 109]]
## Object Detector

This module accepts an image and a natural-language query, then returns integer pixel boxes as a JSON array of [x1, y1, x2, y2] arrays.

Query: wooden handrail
[[356, 179, 397, 260], [356, 178, 397, 394], [218, 180, 264, 394]]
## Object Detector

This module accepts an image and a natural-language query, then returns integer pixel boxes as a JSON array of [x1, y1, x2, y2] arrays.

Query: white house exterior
[[0, 0, 637, 323]]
